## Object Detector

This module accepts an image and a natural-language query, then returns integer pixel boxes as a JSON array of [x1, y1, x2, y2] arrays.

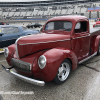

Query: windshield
[[44, 21, 72, 31]]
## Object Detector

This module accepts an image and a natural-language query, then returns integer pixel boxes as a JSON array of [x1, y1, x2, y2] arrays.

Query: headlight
[[4, 48, 9, 58], [38, 55, 46, 69]]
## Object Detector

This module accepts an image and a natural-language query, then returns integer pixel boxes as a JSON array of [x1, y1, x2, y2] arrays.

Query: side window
[[1, 27, 19, 34], [75, 22, 81, 29], [45, 22, 54, 30], [75, 21, 87, 33], [12, 27, 19, 33]]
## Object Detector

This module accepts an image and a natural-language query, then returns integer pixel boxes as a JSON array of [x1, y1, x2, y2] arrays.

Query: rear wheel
[[53, 59, 71, 85], [97, 41, 100, 55]]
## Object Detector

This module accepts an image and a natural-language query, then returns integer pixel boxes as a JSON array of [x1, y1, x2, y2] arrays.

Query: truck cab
[[42, 16, 90, 61]]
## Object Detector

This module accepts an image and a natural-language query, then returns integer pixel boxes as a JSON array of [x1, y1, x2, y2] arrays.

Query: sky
[[0, 0, 51, 2]]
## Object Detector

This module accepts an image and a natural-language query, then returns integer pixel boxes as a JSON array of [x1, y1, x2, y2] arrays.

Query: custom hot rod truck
[[2, 15, 100, 86]]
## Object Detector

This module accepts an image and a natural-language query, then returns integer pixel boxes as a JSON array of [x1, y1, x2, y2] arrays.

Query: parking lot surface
[[0, 53, 100, 100]]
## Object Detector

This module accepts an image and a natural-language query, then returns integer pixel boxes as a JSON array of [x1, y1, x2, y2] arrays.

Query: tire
[[97, 41, 100, 55], [53, 59, 71, 85]]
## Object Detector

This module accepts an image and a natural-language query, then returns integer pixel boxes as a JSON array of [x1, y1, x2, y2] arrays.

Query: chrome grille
[[11, 58, 32, 73]]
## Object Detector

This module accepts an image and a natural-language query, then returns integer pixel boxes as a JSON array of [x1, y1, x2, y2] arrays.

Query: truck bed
[[90, 28, 100, 36]]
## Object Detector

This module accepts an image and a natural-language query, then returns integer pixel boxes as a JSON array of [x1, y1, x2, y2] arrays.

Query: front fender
[[39, 47, 78, 81], [6, 44, 16, 66]]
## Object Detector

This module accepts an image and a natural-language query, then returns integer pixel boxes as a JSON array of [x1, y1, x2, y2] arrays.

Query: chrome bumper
[[1, 65, 45, 86]]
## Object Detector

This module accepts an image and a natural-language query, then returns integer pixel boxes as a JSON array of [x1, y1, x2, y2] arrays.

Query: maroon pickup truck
[[2, 15, 100, 86]]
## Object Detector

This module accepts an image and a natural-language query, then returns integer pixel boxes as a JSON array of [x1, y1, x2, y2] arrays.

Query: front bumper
[[1, 65, 45, 86]]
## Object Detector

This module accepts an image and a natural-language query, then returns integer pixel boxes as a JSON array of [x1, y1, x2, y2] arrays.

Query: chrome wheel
[[58, 62, 70, 81], [53, 59, 71, 84]]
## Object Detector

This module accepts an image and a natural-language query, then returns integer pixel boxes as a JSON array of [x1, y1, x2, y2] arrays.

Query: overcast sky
[[0, 0, 51, 2]]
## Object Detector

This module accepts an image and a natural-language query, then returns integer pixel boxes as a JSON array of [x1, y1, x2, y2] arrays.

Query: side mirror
[[0, 33, 4, 36]]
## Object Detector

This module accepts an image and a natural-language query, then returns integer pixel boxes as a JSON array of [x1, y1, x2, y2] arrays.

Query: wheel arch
[[39, 47, 78, 81], [91, 35, 100, 53], [66, 58, 72, 70]]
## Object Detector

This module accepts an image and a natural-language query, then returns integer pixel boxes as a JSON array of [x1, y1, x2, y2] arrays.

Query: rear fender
[[91, 35, 100, 53], [39, 47, 78, 81]]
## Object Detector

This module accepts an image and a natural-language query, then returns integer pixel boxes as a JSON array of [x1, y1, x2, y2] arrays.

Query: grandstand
[[0, 0, 100, 21]]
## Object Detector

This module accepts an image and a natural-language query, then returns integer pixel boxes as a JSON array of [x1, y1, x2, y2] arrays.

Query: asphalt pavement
[[0, 53, 100, 100]]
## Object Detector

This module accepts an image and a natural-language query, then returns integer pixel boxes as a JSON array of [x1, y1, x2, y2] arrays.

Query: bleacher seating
[[74, 8, 80, 14], [20, 12, 27, 16], [61, 9, 67, 15], [48, 10, 55, 15], [38, 11, 44, 16], [32, 11, 38, 16], [55, 9, 61, 15], [91, 11, 97, 18], [26, 11, 32, 16], [99, 12, 100, 18], [43, 10, 49, 15], [0, 11, 2, 15], [8, 12, 15, 17], [80, 8, 87, 13], [14, 12, 21, 16], [95, 3, 100, 7], [0, 2, 100, 19], [84, 12, 89, 18], [2, 12, 8, 16], [67, 9, 73, 14]]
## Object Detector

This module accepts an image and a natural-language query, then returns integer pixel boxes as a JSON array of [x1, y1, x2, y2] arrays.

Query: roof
[[48, 15, 88, 22]]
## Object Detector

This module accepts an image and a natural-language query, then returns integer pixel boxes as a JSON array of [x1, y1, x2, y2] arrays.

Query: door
[[71, 21, 90, 61], [0, 27, 19, 48]]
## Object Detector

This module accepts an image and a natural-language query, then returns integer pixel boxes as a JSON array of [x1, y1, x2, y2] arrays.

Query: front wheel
[[53, 59, 71, 85], [97, 41, 100, 55]]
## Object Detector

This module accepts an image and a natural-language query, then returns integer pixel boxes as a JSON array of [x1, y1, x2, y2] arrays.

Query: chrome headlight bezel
[[38, 55, 46, 69], [4, 48, 9, 58]]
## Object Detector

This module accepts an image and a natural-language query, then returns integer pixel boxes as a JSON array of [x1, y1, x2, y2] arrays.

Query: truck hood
[[15, 33, 71, 58]]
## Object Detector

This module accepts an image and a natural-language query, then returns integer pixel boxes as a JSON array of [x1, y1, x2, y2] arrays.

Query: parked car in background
[[26, 23, 42, 28], [0, 22, 5, 25], [93, 18, 100, 27], [0, 25, 39, 53]]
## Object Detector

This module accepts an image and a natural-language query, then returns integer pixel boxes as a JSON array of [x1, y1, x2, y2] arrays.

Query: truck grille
[[11, 58, 32, 73]]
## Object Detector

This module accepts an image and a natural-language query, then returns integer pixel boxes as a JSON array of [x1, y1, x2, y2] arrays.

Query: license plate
[[0, 49, 4, 51]]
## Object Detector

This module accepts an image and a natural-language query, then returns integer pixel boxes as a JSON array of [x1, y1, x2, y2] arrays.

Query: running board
[[78, 52, 97, 64]]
